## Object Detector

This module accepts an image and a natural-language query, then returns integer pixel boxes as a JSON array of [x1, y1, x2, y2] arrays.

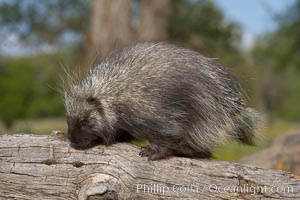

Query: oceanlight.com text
[[135, 183, 294, 196]]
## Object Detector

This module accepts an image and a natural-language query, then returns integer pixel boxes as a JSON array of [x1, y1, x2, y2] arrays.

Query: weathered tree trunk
[[239, 131, 300, 175], [86, 0, 172, 66], [0, 133, 299, 199], [88, 0, 133, 60], [138, 0, 171, 41]]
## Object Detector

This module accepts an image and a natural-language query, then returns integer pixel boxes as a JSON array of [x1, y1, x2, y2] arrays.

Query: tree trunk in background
[[86, 0, 172, 67], [138, 0, 171, 41], [88, 0, 133, 60]]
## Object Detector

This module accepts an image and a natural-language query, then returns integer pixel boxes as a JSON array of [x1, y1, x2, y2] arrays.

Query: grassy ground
[[0, 118, 67, 135], [0, 118, 298, 162]]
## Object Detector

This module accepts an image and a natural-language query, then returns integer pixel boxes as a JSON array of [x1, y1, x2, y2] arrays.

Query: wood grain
[[0, 133, 299, 199]]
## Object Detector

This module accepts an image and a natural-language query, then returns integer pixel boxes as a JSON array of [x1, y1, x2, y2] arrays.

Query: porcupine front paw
[[139, 143, 172, 161], [139, 146, 153, 157]]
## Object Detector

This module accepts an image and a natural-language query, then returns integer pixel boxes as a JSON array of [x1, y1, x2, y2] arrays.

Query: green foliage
[[169, 0, 241, 56], [0, 55, 65, 128], [251, 0, 300, 121], [0, 0, 90, 44]]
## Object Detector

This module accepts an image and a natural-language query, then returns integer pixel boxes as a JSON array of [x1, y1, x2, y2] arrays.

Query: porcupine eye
[[86, 97, 104, 114], [86, 97, 98, 105], [80, 119, 89, 127]]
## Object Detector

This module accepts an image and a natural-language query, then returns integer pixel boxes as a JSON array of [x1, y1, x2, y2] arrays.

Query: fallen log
[[0, 132, 299, 199], [239, 131, 300, 175]]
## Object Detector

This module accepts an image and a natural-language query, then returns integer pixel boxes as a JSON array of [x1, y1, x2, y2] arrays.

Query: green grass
[[131, 139, 148, 147], [0, 118, 67, 135], [1, 118, 298, 162]]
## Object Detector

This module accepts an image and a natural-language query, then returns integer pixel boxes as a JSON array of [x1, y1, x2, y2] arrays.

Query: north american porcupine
[[64, 42, 260, 160]]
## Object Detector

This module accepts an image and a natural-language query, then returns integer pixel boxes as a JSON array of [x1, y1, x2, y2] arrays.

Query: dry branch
[[0, 133, 299, 199]]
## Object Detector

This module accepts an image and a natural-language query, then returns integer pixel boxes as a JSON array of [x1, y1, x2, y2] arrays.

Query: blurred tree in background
[[88, 0, 172, 60], [169, 0, 241, 56], [0, 0, 90, 130], [0, 55, 65, 130], [137, 0, 171, 41], [0, 0, 299, 131], [252, 0, 300, 121], [0, 0, 89, 48]]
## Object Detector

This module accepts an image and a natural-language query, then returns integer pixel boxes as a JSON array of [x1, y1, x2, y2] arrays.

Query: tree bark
[[88, 0, 133, 60], [138, 0, 171, 41], [0, 132, 299, 199]]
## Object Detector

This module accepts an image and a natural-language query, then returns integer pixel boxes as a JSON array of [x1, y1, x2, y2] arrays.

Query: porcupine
[[64, 42, 260, 160]]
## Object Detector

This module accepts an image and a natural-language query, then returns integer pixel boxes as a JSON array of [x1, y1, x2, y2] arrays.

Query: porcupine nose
[[67, 127, 78, 144], [66, 116, 80, 142], [67, 129, 85, 150]]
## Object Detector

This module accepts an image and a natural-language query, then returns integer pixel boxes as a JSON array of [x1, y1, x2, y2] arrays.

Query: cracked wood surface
[[0, 133, 299, 200]]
